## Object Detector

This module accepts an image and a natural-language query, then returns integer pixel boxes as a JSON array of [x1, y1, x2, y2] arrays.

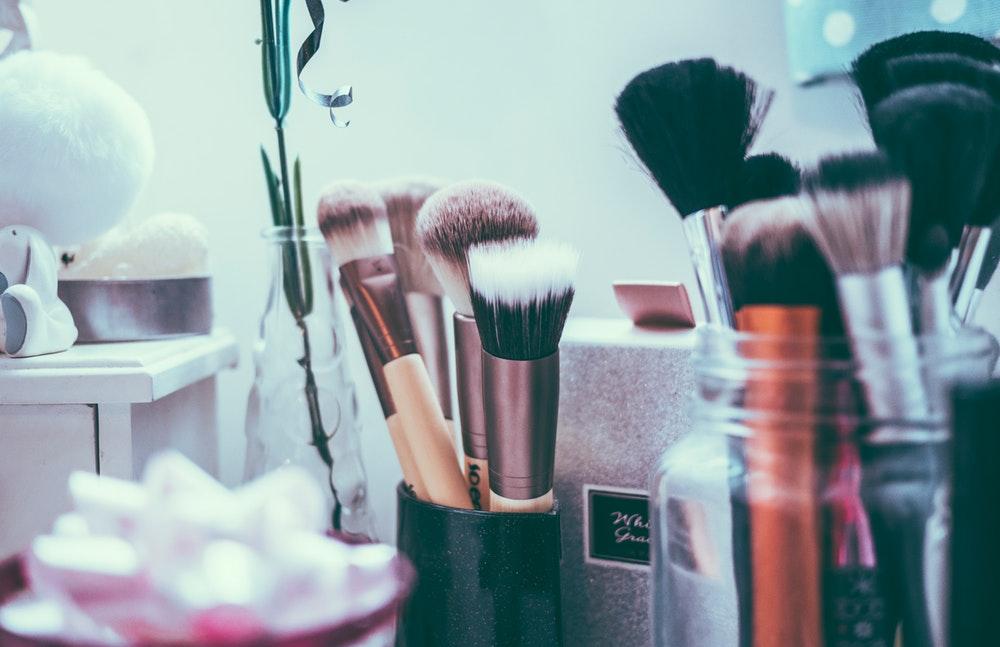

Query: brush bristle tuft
[[415, 180, 539, 315], [615, 58, 774, 216], [317, 181, 391, 265], [374, 176, 447, 295], [468, 239, 578, 360], [851, 31, 1000, 113], [871, 83, 1000, 265], [730, 153, 801, 209], [803, 151, 911, 275]]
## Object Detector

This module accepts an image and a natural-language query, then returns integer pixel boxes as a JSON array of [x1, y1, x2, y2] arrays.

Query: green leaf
[[275, 0, 292, 121], [293, 157, 304, 227], [260, 146, 286, 227], [259, 0, 291, 124]]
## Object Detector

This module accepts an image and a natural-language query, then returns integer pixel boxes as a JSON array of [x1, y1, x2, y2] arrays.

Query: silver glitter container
[[556, 318, 695, 647]]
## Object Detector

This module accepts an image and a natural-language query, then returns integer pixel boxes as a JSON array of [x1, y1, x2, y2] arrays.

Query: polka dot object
[[930, 0, 967, 24], [823, 11, 856, 48]]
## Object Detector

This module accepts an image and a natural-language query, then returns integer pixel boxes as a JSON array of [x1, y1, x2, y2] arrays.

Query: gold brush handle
[[384, 354, 471, 509], [464, 455, 490, 511], [386, 413, 427, 500]]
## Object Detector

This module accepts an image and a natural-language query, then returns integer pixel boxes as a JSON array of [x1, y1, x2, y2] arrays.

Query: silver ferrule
[[455, 313, 488, 459], [950, 226, 991, 322], [406, 293, 452, 419], [681, 206, 735, 328], [349, 305, 395, 417], [838, 267, 929, 423], [917, 265, 957, 337], [482, 350, 560, 500], [339, 255, 417, 364]]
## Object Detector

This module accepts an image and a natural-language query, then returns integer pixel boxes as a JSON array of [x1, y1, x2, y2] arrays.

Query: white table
[[0, 331, 239, 558]]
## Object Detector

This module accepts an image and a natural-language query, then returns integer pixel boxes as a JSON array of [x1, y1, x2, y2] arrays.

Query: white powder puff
[[0, 51, 154, 245], [62, 213, 209, 279]]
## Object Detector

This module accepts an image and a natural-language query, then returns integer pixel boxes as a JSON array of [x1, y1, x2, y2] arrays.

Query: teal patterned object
[[785, 0, 1000, 84]]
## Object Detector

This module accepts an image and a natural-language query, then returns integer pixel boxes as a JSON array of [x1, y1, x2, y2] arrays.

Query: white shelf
[[0, 330, 239, 405]]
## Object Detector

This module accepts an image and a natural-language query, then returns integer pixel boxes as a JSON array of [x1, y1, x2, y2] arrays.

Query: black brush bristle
[[730, 153, 801, 209], [852, 31, 1000, 114], [615, 58, 774, 216], [471, 290, 576, 361], [722, 197, 842, 335], [870, 83, 999, 271], [975, 231, 1000, 290]]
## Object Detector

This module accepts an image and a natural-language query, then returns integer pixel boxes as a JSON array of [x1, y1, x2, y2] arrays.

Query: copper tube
[[339, 255, 417, 363], [454, 314, 488, 460], [406, 292, 452, 419]]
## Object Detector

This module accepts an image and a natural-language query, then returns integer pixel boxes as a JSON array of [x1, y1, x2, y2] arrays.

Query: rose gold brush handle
[[482, 350, 559, 514], [406, 292, 453, 420], [384, 354, 471, 509], [454, 313, 491, 511]]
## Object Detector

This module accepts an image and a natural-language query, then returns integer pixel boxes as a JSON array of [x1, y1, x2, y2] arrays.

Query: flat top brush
[[415, 180, 540, 510], [375, 177, 452, 422], [318, 181, 470, 509], [851, 30, 1000, 114], [615, 58, 774, 326], [468, 239, 578, 513], [803, 151, 930, 424], [870, 83, 1000, 333], [729, 153, 801, 211]]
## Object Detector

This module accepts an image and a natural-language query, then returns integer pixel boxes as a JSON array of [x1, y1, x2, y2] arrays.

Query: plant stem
[[296, 316, 344, 531]]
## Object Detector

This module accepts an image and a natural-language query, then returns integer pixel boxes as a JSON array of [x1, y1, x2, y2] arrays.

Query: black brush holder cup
[[395, 484, 563, 647]]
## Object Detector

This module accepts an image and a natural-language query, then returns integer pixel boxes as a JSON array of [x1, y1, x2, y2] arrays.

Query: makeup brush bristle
[[615, 58, 774, 216], [317, 181, 392, 266], [375, 177, 446, 295], [468, 239, 578, 361], [415, 180, 539, 316], [871, 83, 999, 271], [802, 152, 911, 275], [851, 31, 1000, 113], [730, 153, 801, 209]]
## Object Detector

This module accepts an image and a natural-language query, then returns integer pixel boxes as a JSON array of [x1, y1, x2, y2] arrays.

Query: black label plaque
[[587, 488, 651, 566]]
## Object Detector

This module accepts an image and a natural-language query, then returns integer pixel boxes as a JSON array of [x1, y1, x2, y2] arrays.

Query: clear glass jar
[[651, 327, 998, 647], [245, 227, 375, 539]]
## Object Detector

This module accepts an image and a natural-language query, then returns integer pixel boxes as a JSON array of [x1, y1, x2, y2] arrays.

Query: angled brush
[[468, 239, 578, 513], [375, 177, 453, 426], [318, 181, 470, 509], [730, 153, 801, 210], [416, 180, 539, 510], [615, 58, 774, 326], [851, 30, 1000, 116], [870, 83, 999, 333]]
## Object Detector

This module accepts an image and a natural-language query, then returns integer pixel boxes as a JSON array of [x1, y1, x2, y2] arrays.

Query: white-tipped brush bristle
[[316, 181, 392, 266], [374, 177, 447, 295], [468, 240, 579, 306], [468, 239, 579, 360], [416, 180, 540, 313]]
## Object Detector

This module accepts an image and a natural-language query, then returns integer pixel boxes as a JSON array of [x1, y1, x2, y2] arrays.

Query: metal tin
[[57, 277, 212, 343]]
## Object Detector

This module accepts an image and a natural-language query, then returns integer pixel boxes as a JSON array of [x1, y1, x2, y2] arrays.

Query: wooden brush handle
[[386, 412, 427, 500], [384, 354, 471, 509], [464, 455, 490, 511], [490, 490, 553, 514]]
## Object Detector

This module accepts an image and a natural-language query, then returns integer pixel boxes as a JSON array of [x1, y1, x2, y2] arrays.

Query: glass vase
[[245, 226, 374, 539]]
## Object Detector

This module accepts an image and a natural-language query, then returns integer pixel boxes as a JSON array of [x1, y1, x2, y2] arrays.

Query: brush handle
[[386, 412, 428, 501], [490, 490, 553, 513], [682, 207, 736, 328], [464, 455, 490, 511], [950, 226, 991, 323], [384, 353, 471, 509]]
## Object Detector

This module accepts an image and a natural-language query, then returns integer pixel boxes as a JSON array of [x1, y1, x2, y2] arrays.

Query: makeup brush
[[416, 180, 539, 511], [317, 181, 470, 509], [851, 30, 1000, 116], [468, 239, 578, 513], [615, 58, 774, 327], [802, 152, 928, 423], [869, 83, 999, 333], [730, 153, 801, 210]]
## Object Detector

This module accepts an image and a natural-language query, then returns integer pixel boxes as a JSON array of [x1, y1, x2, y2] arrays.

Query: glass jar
[[651, 327, 998, 647], [245, 227, 374, 539]]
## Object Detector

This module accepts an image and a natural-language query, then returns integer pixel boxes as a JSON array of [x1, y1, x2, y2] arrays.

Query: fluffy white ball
[[0, 51, 154, 245]]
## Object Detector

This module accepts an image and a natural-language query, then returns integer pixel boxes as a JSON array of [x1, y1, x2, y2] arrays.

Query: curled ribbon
[[296, 0, 353, 128]]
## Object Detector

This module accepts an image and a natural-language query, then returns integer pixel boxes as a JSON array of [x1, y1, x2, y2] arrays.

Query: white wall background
[[26, 0, 997, 535]]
